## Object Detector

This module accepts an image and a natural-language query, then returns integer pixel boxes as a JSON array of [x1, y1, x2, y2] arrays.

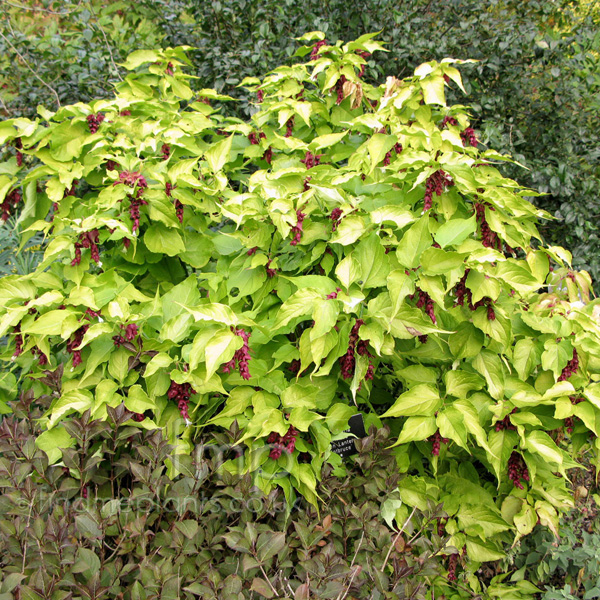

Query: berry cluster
[[495, 408, 517, 432], [256, 89, 265, 103], [461, 127, 478, 147], [474, 202, 501, 250], [326, 287, 341, 300], [115, 171, 148, 233], [330, 207, 343, 231], [262, 147, 273, 165], [558, 349, 579, 381], [248, 131, 266, 145], [113, 323, 139, 347], [414, 288, 436, 324], [105, 160, 118, 172], [507, 451, 529, 489], [67, 325, 89, 368], [267, 425, 298, 459], [424, 170, 454, 211], [119, 110, 131, 116], [1, 188, 21, 222], [86, 113, 105, 134], [222, 328, 252, 380], [72, 229, 100, 267], [310, 40, 328, 61], [284, 116, 294, 138], [382, 141, 403, 166], [167, 381, 196, 421], [290, 209, 306, 246], [301, 151, 322, 170], [165, 182, 183, 223], [132, 413, 146, 422], [429, 430, 449, 456], [14, 137, 23, 167], [247, 246, 258, 256], [161, 143, 171, 160]]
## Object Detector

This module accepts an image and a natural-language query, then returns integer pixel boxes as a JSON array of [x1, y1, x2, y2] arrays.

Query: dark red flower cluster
[[1, 188, 21, 222], [461, 127, 478, 147], [266, 259, 277, 278], [12, 325, 23, 358], [447, 554, 458, 581], [327, 287, 341, 300], [67, 325, 89, 368], [113, 323, 139, 347], [164, 182, 183, 222], [222, 328, 252, 380], [32, 347, 48, 365], [256, 89, 265, 103], [262, 147, 273, 164], [14, 137, 23, 167], [454, 272, 496, 320], [72, 229, 100, 266], [429, 430, 449, 456], [86, 113, 105, 134], [267, 425, 298, 459], [507, 452, 529, 489], [285, 116, 294, 138], [301, 151, 322, 170], [356, 50, 371, 78], [558, 349, 579, 381], [310, 40, 328, 61], [106, 160, 117, 171], [290, 209, 306, 246], [161, 143, 171, 160], [335, 75, 347, 105], [165, 62, 174, 76], [115, 171, 148, 233], [248, 131, 266, 145], [303, 177, 311, 192], [339, 320, 373, 380], [247, 246, 258, 256], [84, 308, 101, 320], [288, 359, 301, 375], [415, 288, 436, 324], [440, 116, 458, 128], [132, 413, 145, 422], [330, 207, 343, 231], [495, 408, 517, 432], [167, 381, 196, 421], [119, 110, 131, 116], [474, 203, 502, 250], [424, 170, 454, 211]]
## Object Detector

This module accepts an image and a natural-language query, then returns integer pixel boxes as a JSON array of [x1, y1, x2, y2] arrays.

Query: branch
[[0, 30, 61, 108], [0, 0, 84, 15], [381, 505, 417, 572]]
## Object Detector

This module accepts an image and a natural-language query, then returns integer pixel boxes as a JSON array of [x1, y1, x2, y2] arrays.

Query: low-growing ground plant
[[0, 33, 599, 595]]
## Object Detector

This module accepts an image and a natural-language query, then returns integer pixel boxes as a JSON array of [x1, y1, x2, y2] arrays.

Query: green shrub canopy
[[1, 33, 599, 564]]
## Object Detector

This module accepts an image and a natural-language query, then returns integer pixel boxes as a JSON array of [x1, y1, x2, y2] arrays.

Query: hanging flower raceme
[[290, 209, 306, 246], [248, 131, 266, 145], [558, 349, 579, 381], [301, 151, 322, 169], [267, 425, 298, 459], [161, 143, 171, 160], [167, 381, 196, 421], [429, 430, 449, 456], [440, 116, 458, 128], [356, 50, 371, 77], [424, 169, 454, 211], [461, 127, 478, 147], [414, 288, 436, 324], [14, 137, 23, 167], [310, 39, 328, 61], [72, 229, 100, 266], [221, 328, 252, 380], [284, 116, 294, 138], [66, 325, 89, 368], [12, 325, 23, 359], [339, 319, 373, 381], [474, 202, 502, 250], [0, 188, 21, 222], [507, 452, 530, 489], [495, 408, 517, 432], [330, 207, 343, 231], [265, 259, 277, 278], [114, 171, 148, 233], [113, 323, 139, 347]]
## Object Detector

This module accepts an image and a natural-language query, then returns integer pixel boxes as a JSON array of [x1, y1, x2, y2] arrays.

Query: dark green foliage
[[0, 394, 448, 599]]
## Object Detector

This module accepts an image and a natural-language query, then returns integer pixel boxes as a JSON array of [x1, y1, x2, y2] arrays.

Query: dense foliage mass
[[1, 34, 600, 594], [2, 0, 598, 282]]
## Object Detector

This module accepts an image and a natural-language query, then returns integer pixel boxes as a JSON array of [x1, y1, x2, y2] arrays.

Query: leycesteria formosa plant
[[1, 33, 600, 586]]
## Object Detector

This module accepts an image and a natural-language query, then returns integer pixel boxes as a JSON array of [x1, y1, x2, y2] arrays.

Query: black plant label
[[330, 413, 366, 458]]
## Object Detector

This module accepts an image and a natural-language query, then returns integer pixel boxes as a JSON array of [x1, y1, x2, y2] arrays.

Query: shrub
[[0, 33, 599, 584], [0, 395, 447, 599]]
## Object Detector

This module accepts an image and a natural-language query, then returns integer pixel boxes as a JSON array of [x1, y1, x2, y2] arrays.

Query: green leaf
[[395, 416, 437, 444], [434, 215, 477, 248], [205, 135, 233, 172], [144, 224, 186, 256], [449, 322, 484, 359], [330, 216, 365, 246], [472, 350, 505, 400], [354, 234, 389, 289], [125, 385, 155, 413], [420, 75, 446, 106], [396, 215, 431, 269], [437, 407, 468, 449], [525, 431, 562, 466], [205, 329, 243, 380], [381, 384, 441, 417]]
